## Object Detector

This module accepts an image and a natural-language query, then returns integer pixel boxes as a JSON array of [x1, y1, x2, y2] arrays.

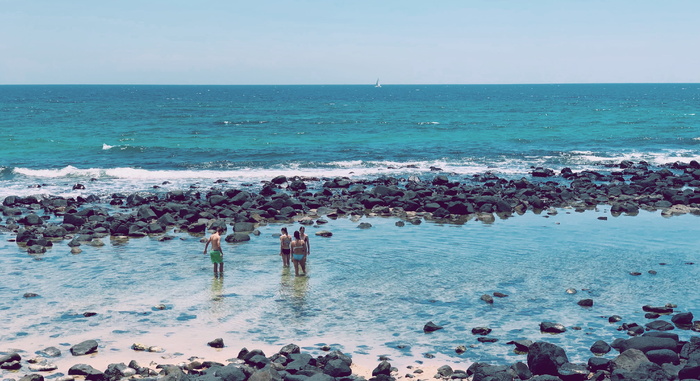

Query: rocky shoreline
[[3, 318, 700, 381], [3, 161, 700, 255], [3, 161, 700, 381]]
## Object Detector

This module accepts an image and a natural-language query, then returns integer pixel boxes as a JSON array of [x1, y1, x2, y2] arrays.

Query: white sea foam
[[102, 143, 114, 150]]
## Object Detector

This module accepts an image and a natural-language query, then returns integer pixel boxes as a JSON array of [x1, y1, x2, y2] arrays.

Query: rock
[[28, 245, 47, 254], [609, 315, 623, 323], [645, 320, 675, 331], [643, 305, 674, 314], [588, 357, 611, 372], [565, 288, 577, 294], [357, 222, 372, 229], [279, 343, 301, 356], [646, 349, 679, 365], [671, 311, 694, 326], [372, 360, 392, 376], [557, 362, 588, 379], [24, 292, 40, 298], [471, 327, 492, 335], [611, 349, 650, 372], [208, 338, 225, 348], [507, 340, 533, 353], [315, 230, 333, 237], [18, 375, 43, 381], [455, 345, 467, 354], [215, 364, 247, 381], [577, 298, 594, 307], [527, 341, 568, 376], [69, 364, 106, 381], [225, 232, 251, 242], [480, 294, 494, 304], [590, 340, 612, 355], [0, 353, 21, 367], [323, 359, 352, 377], [423, 321, 443, 332], [436, 365, 453, 377], [477, 337, 498, 343], [540, 321, 567, 334], [37, 346, 62, 357], [70, 339, 99, 356], [617, 336, 677, 353], [493, 292, 508, 298], [104, 363, 136, 381]]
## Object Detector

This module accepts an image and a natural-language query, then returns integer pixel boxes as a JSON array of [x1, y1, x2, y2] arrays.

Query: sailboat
[[375, 78, 381, 88]]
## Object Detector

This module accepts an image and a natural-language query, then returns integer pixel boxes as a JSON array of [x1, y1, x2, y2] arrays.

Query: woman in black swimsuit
[[279, 227, 292, 267]]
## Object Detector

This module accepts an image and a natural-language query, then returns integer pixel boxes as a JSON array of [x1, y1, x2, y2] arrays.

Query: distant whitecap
[[102, 143, 114, 150]]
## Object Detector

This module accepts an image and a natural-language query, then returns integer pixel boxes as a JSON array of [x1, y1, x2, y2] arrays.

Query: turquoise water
[[1, 84, 700, 369], [2, 210, 699, 367], [1, 84, 699, 199]]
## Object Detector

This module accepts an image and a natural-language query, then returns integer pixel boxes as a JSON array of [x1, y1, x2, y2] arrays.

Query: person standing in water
[[279, 227, 292, 267], [290, 230, 307, 276], [203, 227, 225, 275], [299, 226, 310, 255]]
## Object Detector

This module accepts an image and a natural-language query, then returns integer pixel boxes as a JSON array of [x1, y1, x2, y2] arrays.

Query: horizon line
[[1, 82, 699, 86]]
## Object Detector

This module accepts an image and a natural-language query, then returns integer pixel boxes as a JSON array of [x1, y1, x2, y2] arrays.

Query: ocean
[[1, 84, 700, 370]]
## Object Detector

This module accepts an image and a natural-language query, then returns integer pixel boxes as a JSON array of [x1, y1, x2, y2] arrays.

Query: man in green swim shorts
[[203, 226, 225, 275]]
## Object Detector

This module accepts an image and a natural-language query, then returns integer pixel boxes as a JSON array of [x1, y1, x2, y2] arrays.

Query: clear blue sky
[[1, 0, 698, 85]]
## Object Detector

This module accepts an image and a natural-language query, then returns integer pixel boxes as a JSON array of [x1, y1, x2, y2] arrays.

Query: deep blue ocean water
[[1, 84, 699, 197], [1, 84, 700, 371]]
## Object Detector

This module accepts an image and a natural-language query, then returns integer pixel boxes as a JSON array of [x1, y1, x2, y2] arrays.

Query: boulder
[[671, 311, 694, 326], [527, 341, 568, 376], [43, 225, 68, 238], [215, 364, 247, 381], [645, 349, 679, 365], [225, 232, 251, 243], [617, 336, 677, 353], [577, 299, 593, 307], [37, 346, 62, 357], [136, 206, 157, 220], [645, 320, 674, 331], [611, 349, 650, 372], [540, 321, 567, 334], [69, 364, 105, 381], [63, 213, 86, 226], [0, 353, 21, 367], [590, 340, 611, 355], [70, 339, 99, 356], [249, 367, 283, 381], [643, 305, 673, 314], [372, 360, 392, 376], [471, 327, 492, 336], [323, 359, 351, 377], [423, 321, 443, 332], [208, 338, 225, 348], [21, 213, 44, 226]]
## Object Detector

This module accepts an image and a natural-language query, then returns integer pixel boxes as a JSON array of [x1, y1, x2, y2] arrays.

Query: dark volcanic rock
[[527, 341, 568, 376], [323, 358, 352, 377], [645, 320, 675, 331], [423, 321, 443, 332], [540, 321, 566, 334], [590, 340, 611, 355], [617, 336, 677, 353], [70, 339, 99, 356], [208, 338, 225, 348], [69, 364, 105, 381]]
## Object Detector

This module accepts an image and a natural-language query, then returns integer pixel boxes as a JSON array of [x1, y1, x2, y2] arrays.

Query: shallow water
[[2, 208, 699, 369]]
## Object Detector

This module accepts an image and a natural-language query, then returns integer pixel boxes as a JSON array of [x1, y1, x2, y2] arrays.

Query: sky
[[1, 0, 699, 85]]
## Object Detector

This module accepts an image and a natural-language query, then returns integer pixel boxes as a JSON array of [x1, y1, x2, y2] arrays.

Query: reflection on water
[[209, 275, 225, 317], [278, 267, 310, 319]]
